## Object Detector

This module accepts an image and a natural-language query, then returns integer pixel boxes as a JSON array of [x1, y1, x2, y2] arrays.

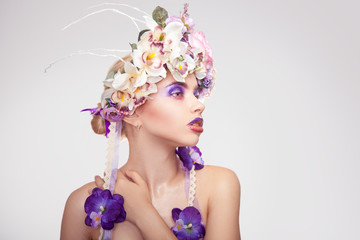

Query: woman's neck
[[120, 130, 182, 197]]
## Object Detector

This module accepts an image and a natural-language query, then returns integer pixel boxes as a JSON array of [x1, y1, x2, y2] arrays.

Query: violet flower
[[84, 188, 126, 230], [171, 206, 205, 240], [81, 106, 118, 138], [176, 146, 204, 171]]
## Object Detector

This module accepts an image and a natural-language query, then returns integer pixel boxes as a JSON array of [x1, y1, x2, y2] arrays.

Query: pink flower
[[189, 31, 213, 66]]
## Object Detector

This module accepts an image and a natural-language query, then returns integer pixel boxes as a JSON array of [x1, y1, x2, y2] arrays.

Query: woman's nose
[[191, 97, 205, 114]]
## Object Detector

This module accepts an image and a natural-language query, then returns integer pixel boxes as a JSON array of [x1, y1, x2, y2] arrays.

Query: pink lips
[[187, 117, 204, 133]]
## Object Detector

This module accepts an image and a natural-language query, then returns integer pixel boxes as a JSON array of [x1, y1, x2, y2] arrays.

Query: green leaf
[[106, 70, 117, 79], [152, 6, 168, 27], [129, 43, 137, 52]]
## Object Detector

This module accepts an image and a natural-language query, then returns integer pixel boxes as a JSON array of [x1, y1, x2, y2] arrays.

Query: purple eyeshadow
[[167, 84, 184, 96]]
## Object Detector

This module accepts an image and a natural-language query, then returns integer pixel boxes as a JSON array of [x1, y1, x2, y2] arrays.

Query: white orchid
[[165, 41, 195, 82], [133, 82, 157, 103], [166, 54, 195, 82], [111, 62, 147, 91], [132, 16, 184, 81], [132, 37, 167, 80], [190, 48, 207, 80], [111, 90, 135, 111], [143, 16, 184, 51]]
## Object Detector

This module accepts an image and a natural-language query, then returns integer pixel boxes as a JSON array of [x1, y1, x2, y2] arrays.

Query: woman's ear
[[122, 112, 142, 129]]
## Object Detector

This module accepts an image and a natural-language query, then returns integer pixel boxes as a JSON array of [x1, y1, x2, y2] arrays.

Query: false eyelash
[[168, 86, 184, 96]]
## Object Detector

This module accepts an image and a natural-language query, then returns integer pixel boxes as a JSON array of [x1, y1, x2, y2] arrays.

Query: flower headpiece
[[83, 4, 215, 137]]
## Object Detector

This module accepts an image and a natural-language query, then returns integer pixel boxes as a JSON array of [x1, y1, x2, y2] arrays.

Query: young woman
[[60, 5, 240, 240]]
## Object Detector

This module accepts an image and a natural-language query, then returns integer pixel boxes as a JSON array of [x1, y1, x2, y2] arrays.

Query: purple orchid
[[84, 188, 126, 230], [176, 146, 204, 171], [171, 206, 205, 240], [81, 98, 125, 138]]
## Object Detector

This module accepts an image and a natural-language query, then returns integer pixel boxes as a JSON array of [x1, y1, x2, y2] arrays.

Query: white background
[[1, 0, 359, 239]]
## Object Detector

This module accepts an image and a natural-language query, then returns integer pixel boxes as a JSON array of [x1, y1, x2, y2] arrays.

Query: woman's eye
[[171, 91, 183, 98]]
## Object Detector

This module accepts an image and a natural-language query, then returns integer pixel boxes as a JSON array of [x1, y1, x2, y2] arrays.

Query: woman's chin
[[177, 135, 200, 147]]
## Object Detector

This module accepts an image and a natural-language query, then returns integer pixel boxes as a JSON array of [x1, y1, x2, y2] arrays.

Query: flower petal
[[101, 220, 114, 230], [85, 215, 92, 227], [174, 229, 191, 240], [112, 194, 124, 205], [133, 69, 147, 88], [100, 189, 113, 201], [192, 223, 206, 237], [164, 22, 184, 47], [172, 208, 182, 222], [84, 195, 103, 214], [146, 65, 166, 78], [103, 78, 114, 88], [180, 206, 202, 225], [176, 147, 193, 170], [101, 89, 115, 107], [194, 163, 204, 170], [92, 187, 103, 195], [124, 62, 137, 75], [113, 73, 130, 90], [114, 207, 126, 223], [147, 75, 163, 83]]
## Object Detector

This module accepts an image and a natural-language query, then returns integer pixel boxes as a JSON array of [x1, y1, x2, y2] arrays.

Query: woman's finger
[[116, 169, 127, 180], [125, 169, 146, 186], [95, 175, 105, 189]]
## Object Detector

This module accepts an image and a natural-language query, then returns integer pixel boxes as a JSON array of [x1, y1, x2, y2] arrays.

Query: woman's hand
[[114, 169, 152, 224], [89, 171, 176, 239], [90, 170, 152, 223]]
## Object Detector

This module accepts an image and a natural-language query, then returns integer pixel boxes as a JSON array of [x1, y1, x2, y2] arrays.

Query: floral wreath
[[83, 4, 215, 137]]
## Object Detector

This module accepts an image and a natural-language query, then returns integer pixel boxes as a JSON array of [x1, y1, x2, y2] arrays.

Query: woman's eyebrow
[[166, 82, 188, 89], [166, 81, 200, 91]]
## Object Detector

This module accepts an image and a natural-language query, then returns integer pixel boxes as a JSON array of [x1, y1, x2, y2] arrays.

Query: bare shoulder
[[198, 165, 240, 188], [198, 166, 241, 239], [60, 182, 97, 240], [197, 165, 241, 202], [66, 182, 97, 207]]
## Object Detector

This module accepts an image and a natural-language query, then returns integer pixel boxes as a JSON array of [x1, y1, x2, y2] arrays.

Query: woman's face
[[137, 72, 205, 147]]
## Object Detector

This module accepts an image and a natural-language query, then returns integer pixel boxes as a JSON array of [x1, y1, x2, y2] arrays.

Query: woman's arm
[[204, 167, 241, 240], [115, 170, 177, 240], [132, 202, 177, 240], [60, 183, 95, 240]]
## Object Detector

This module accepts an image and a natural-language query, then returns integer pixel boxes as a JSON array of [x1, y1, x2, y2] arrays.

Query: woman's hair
[[90, 55, 132, 136]]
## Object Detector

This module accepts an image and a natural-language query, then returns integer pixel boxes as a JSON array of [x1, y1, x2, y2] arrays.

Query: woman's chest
[[90, 187, 208, 240]]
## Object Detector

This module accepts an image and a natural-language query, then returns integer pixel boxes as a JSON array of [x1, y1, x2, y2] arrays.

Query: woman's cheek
[[141, 99, 181, 134]]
